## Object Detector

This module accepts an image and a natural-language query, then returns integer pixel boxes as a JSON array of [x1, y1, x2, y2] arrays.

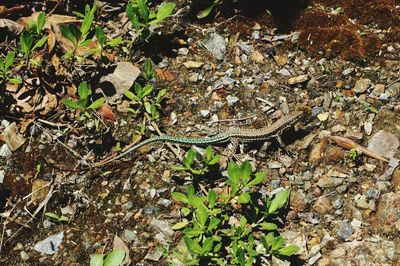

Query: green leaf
[[63, 99, 83, 110], [37, 12, 46, 33], [171, 192, 188, 203], [78, 82, 90, 100], [172, 220, 189, 230], [269, 189, 289, 213], [202, 238, 213, 253], [207, 155, 221, 165], [246, 172, 266, 187], [259, 222, 278, 230], [0, 58, 4, 71], [20, 31, 33, 55], [107, 36, 122, 47], [183, 148, 196, 167], [188, 185, 195, 197], [238, 192, 251, 204], [60, 24, 79, 45], [184, 237, 203, 254], [227, 162, 240, 185], [32, 35, 48, 51], [197, 4, 215, 19], [95, 26, 107, 47], [5, 52, 15, 70], [126, 3, 140, 29], [137, 0, 149, 22], [8, 78, 22, 84], [196, 203, 208, 227], [276, 244, 299, 256], [271, 236, 284, 252], [207, 189, 217, 208], [181, 207, 191, 216], [208, 217, 220, 231], [239, 216, 247, 228], [205, 146, 213, 161], [171, 165, 188, 172], [156, 88, 167, 103], [45, 212, 60, 220], [144, 101, 152, 114], [103, 249, 125, 266], [88, 97, 106, 109], [80, 4, 96, 36], [141, 84, 153, 98], [240, 160, 252, 182], [149, 2, 175, 25], [124, 90, 141, 102], [89, 254, 104, 266]]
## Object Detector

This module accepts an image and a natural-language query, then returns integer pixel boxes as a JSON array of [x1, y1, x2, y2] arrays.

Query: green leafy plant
[[95, 26, 122, 64], [90, 249, 125, 266], [63, 81, 105, 121], [347, 148, 361, 161], [197, 0, 223, 19], [45, 212, 69, 223], [60, 4, 96, 60], [124, 58, 166, 120], [170, 161, 299, 265], [172, 146, 221, 175], [19, 11, 48, 66], [0, 51, 22, 84], [126, 0, 175, 41]]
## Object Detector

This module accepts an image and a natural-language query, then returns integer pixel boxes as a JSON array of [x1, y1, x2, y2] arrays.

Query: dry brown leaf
[[156, 69, 178, 81], [31, 179, 51, 205], [113, 235, 131, 266], [45, 28, 56, 52], [40, 92, 58, 115], [0, 4, 24, 17], [97, 103, 116, 121], [329, 135, 389, 162], [0, 18, 23, 34]]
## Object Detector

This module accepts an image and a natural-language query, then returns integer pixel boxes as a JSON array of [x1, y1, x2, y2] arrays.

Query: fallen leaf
[[0, 4, 24, 17], [156, 69, 178, 81], [97, 103, 116, 121], [329, 135, 388, 162], [113, 235, 131, 266], [2, 122, 26, 151], [0, 18, 23, 34], [31, 179, 51, 204]]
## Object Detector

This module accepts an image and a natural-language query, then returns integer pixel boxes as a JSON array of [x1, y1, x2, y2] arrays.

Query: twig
[[386, 77, 400, 88], [48, 0, 64, 16]]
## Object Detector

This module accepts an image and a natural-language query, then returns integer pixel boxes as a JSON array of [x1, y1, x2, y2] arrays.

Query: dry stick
[[48, 0, 64, 16]]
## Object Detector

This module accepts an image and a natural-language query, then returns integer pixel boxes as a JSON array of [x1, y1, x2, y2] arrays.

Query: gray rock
[[20, 251, 29, 261], [144, 246, 164, 262], [342, 68, 354, 76], [99, 62, 141, 100], [0, 170, 3, 184], [352, 78, 372, 93], [226, 95, 239, 105], [237, 40, 252, 54], [368, 130, 399, 158], [203, 32, 227, 60], [33, 231, 64, 255], [337, 221, 353, 240], [177, 47, 189, 56], [0, 144, 12, 158], [123, 229, 138, 244], [332, 197, 344, 209], [366, 188, 380, 200]]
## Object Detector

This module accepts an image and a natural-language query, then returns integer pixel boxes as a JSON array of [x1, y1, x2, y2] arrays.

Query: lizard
[[90, 108, 310, 168]]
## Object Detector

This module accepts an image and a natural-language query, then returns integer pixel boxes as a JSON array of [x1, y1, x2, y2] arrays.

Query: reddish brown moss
[[298, 26, 366, 61]]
